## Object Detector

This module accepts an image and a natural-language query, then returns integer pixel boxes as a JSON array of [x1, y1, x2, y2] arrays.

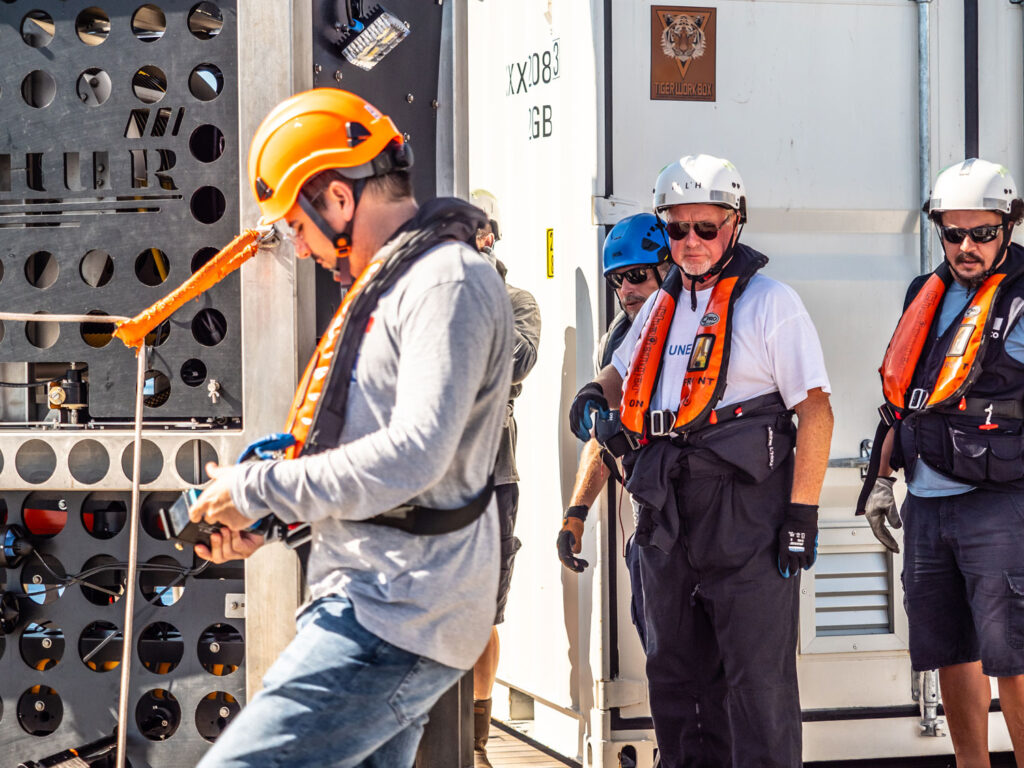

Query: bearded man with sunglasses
[[568, 154, 833, 767], [858, 158, 1024, 766]]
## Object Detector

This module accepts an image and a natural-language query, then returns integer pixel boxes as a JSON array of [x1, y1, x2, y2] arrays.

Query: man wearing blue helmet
[[557, 214, 669, 616]]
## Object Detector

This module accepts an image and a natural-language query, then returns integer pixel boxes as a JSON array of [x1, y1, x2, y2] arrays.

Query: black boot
[[473, 698, 492, 768]]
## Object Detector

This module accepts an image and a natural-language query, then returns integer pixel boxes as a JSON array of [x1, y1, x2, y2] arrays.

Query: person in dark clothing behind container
[[859, 158, 1024, 766], [469, 189, 542, 768], [557, 214, 671, 651], [568, 155, 833, 767]]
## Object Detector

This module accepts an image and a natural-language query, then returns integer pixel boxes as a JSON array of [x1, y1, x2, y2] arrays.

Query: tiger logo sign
[[661, 13, 707, 63], [650, 6, 716, 102]]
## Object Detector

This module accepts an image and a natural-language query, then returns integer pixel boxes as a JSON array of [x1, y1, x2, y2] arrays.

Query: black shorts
[[903, 489, 1024, 676], [493, 483, 521, 625]]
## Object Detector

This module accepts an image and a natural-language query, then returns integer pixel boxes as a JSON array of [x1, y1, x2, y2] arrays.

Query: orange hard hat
[[247, 88, 409, 223]]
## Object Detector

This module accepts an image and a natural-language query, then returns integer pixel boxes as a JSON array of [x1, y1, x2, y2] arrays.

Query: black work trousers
[[637, 455, 801, 768]]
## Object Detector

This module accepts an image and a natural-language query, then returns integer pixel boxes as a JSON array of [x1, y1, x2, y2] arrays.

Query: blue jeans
[[196, 596, 464, 767]]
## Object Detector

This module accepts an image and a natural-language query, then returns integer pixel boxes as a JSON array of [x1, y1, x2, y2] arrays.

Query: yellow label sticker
[[546, 228, 554, 278]]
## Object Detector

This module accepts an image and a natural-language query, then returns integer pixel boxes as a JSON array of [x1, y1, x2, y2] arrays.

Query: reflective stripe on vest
[[880, 262, 1006, 412], [621, 246, 766, 435], [283, 260, 383, 458]]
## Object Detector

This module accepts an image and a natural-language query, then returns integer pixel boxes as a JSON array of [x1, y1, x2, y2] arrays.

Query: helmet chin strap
[[681, 222, 744, 311], [297, 178, 367, 284]]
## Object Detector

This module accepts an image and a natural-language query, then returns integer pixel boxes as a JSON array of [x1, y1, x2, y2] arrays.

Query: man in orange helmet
[[189, 89, 513, 766]]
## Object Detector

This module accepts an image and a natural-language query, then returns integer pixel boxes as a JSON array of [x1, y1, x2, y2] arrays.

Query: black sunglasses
[[665, 212, 733, 242], [940, 224, 1002, 245], [606, 267, 655, 289]]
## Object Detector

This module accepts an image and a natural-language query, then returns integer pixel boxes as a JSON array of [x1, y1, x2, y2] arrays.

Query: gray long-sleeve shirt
[[494, 281, 541, 484], [229, 239, 513, 669]]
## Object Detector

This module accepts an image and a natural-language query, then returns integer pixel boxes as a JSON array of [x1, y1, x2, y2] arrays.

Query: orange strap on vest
[[675, 276, 737, 429], [283, 260, 383, 458], [620, 288, 677, 433], [880, 266, 1005, 411]]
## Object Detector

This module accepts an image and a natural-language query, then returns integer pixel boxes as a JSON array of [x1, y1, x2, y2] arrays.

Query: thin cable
[[0, 312, 131, 323], [116, 345, 147, 768], [0, 379, 58, 388]]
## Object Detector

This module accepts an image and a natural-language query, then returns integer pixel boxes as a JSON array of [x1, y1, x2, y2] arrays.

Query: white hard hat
[[470, 189, 501, 239], [927, 158, 1022, 218], [653, 154, 747, 222]]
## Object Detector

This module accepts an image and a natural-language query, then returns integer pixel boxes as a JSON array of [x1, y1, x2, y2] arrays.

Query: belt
[[645, 392, 787, 438], [933, 397, 1023, 420]]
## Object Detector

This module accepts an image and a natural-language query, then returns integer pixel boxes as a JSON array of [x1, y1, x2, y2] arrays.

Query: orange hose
[[114, 229, 261, 348]]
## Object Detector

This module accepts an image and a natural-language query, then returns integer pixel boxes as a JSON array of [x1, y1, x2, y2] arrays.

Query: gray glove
[[864, 476, 901, 553]]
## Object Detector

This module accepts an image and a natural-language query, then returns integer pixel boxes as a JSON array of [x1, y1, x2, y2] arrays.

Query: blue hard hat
[[602, 213, 671, 275]]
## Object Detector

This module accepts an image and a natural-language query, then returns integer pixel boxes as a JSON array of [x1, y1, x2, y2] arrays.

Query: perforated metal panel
[[0, 4, 247, 766], [0, 0, 242, 423], [0, 489, 245, 767]]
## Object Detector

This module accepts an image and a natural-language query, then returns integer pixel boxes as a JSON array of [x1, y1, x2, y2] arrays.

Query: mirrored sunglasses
[[940, 224, 1002, 245], [665, 213, 733, 242], [606, 267, 654, 289]]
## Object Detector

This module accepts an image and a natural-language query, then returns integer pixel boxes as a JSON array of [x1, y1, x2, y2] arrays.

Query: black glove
[[863, 476, 901, 553], [569, 382, 609, 442], [778, 503, 818, 578], [557, 505, 589, 572]]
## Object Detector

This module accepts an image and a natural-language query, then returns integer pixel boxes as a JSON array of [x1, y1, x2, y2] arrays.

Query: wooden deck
[[487, 722, 577, 768]]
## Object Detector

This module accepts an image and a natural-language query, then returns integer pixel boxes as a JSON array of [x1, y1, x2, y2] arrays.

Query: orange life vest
[[283, 260, 383, 458], [879, 261, 1006, 412], [621, 246, 767, 435]]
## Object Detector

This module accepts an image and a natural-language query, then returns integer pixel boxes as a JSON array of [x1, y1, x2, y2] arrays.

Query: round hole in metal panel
[[135, 247, 169, 286], [17, 686, 63, 736], [192, 308, 226, 346], [175, 439, 217, 484], [195, 691, 239, 742], [190, 246, 218, 273], [188, 2, 223, 39], [80, 554, 125, 605], [198, 623, 242, 676], [81, 493, 126, 538], [143, 369, 170, 408], [76, 67, 112, 106], [132, 5, 166, 42], [16, 443, 58, 486], [140, 555, 185, 607], [79, 620, 122, 672], [132, 65, 167, 104], [121, 439, 163, 484], [138, 622, 183, 674], [181, 358, 207, 387], [80, 249, 113, 286], [140, 492, 177, 540], [20, 553, 66, 605], [80, 310, 116, 348], [189, 124, 224, 163], [69, 440, 111, 485], [136, 688, 180, 740], [144, 320, 170, 347], [26, 311, 60, 349], [21, 622, 65, 671], [190, 185, 225, 224], [188, 63, 223, 101], [22, 492, 66, 537], [21, 11, 54, 47], [21, 70, 56, 108], [76, 7, 110, 45], [25, 251, 58, 289]]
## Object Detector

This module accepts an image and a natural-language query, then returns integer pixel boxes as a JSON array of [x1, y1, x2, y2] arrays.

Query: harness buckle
[[907, 388, 929, 411], [649, 410, 672, 437]]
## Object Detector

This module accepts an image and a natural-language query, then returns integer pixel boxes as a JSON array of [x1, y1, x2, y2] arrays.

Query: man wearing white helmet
[[859, 158, 1024, 764], [568, 155, 833, 766]]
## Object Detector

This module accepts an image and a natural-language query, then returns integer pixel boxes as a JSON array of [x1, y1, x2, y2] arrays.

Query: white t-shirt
[[611, 274, 831, 410]]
